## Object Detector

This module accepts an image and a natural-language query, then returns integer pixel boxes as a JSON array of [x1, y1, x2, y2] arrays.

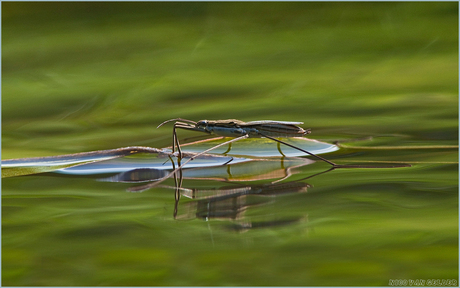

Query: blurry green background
[[2, 2, 458, 286], [3, 2, 458, 157]]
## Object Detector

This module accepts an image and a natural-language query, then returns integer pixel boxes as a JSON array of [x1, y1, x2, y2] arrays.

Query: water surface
[[2, 2, 458, 286]]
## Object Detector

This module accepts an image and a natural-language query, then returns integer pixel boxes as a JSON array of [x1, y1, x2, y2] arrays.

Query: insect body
[[194, 119, 311, 138], [134, 118, 408, 192], [158, 119, 310, 152], [157, 118, 335, 166]]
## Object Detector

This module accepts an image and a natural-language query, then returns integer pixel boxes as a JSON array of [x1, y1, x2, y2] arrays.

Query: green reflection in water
[[2, 2, 458, 286]]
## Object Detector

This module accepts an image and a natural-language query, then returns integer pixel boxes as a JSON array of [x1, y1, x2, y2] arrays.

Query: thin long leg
[[172, 125, 177, 153], [172, 122, 192, 157], [172, 158, 181, 219], [168, 154, 183, 219], [178, 161, 183, 187], [260, 134, 410, 169], [276, 141, 286, 157], [223, 142, 232, 154], [173, 124, 182, 158], [258, 133, 338, 167], [175, 134, 249, 170], [173, 187, 180, 219], [127, 135, 249, 192], [174, 173, 184, 219], [169, 121, 210, 159]]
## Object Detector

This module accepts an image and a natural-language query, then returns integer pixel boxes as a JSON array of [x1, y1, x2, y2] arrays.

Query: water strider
[[157, 118, 338, 166], [134, 118, 411, 193]]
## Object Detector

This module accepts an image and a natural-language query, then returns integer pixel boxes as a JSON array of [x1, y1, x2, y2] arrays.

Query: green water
[[2, 2, 458, 286]]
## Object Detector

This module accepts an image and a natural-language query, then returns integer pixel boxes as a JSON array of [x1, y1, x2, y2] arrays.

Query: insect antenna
[[157, 118, 197, 128]]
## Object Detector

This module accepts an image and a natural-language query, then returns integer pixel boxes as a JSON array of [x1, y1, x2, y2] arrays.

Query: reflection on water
[[104, 160, 323, 231], [1, 139, 324, 233], [2, 136, 457, 286], [2, 137, 335, 234], [173, 179, 311, 232], [1, 136, 417, 235]]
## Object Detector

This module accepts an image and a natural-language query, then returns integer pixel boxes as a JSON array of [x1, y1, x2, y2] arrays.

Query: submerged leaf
[[1, 146, 163, 177], [2, 164, 76, 178]]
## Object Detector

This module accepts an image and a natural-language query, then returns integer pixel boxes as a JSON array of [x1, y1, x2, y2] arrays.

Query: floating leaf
[[177, 157, 314, 182], [60, 152, 248, 176], [1, 136, 338, 178], [101, 157, 314, 183], [1, 146, 161, 177], [1, 146, 247, 178], [2, 164, 77, 178]]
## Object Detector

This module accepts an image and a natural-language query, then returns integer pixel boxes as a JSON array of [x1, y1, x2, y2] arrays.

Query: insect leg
[[171, 121, 194, 158], [223, 142, 232, 154], [180, 134, 249, 164], [128, 135, 249, 192], [172, 158, 181, 219], [276, 141, 286, 157], [170, 121, 211, 159], [173, 187, 180, 219], [258, 132, 338, 167], [171, 124, 177, 153], [172, 123, 182, 158]]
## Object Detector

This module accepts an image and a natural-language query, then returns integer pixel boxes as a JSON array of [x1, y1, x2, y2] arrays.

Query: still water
[[2, 2, 458, 286]]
